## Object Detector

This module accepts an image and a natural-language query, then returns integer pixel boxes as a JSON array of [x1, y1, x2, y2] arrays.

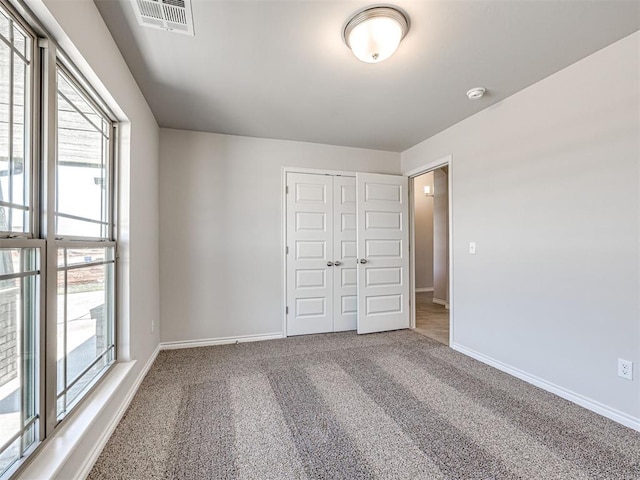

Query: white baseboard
[[160, 332, 284, 350], [452, 343, 640, 432], [432, 297, 447, 306], [77, 344, 161, 479], [415, 287, 434, 293]]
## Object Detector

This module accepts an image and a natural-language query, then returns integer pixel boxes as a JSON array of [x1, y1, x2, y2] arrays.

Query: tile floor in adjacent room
[[414, 291, 449, 345]]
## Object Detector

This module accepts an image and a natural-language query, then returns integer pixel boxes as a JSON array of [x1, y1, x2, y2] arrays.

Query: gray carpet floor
[[89, 330, 640, 479]]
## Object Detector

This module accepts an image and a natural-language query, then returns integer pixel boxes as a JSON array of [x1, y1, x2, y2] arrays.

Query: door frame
[[281, 167, 356, 338], [405, 154, 454, 346]]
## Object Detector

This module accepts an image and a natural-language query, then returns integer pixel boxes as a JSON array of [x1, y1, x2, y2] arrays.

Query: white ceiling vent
[[132, 0, 194, 36]]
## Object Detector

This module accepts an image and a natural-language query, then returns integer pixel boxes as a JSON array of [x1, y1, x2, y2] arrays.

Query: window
[[0, 1, 118, 475], [0, 8, 31, 235], [0, 248, 39, 475], [56, 246, 115, 419], [0, 6, 39, 477], [54, 66, 116, 420], [56, 67, 112, 239]]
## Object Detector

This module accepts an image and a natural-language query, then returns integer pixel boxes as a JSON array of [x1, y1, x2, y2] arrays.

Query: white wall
[[433, 168, 449, 303], [20, 0, 160, 476], [413, 172, 434, 290], [159, 129, 400, 343], [402, 32, 640, 424]]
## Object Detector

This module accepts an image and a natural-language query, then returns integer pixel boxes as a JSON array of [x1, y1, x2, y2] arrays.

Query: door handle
[[359, 258, 367, 264], [334, 261, 342, 266], [327, 261, 334, 267]]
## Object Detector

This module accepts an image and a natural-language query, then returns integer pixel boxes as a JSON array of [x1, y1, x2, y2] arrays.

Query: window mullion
[[30, 33, 40, 240], [40, 37, 59, 438], [7, 19, 14, 233], [110, 124, 117, 243], [19, 250, 25, 458], [62, 254, 67, 415]]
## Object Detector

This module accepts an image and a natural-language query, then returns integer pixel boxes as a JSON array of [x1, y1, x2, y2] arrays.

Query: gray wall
[[413, 172, 434, 290], [402, 32, 640, 421], [433, 168, 449, 303], [159, 129, 401, 343]]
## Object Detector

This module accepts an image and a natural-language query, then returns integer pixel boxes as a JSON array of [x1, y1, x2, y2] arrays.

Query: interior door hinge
[[286, 306, 289, 314], [285, 185, 289, 194], [286, 246, 289, 254]]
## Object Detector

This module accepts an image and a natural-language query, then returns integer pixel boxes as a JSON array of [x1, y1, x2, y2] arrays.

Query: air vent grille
[[133, 0, 194, 36]]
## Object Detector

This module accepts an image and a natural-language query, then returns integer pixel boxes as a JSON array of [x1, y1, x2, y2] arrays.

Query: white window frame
[[0, 0, 120, 476]]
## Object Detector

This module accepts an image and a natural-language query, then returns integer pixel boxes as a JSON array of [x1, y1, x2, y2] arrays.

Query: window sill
[[15, 360, 136, 480]]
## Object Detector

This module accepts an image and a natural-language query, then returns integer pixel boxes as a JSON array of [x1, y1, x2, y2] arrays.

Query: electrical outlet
[[618, 359, 633, 380]]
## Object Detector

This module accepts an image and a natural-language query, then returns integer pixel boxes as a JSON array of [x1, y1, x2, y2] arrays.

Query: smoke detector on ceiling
[[132, 0, 194, 36], [466, 87, 486, 100]]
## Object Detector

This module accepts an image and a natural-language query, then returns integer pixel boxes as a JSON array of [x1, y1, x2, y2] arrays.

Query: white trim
[[76, 345, 160, 479], [282, 166, 357, 177], [404, 154, 452, 178], [432, 297, 447, 306], [415, 287, 434, 292], [447, 158, 454, 345], [408, 178, 416, 328], [452, 343, 640, 432], [282, 168, 288, 337], [160, 332, 283, 350]]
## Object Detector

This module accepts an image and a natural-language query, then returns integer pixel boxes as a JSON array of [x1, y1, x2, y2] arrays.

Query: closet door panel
[[356, 173, 410, 334], [286, 173, 334, 336], [333, 176, 357, 331]]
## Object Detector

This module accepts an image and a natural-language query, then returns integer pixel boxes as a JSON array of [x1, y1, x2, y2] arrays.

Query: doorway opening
[[411, 167, 450, 345]]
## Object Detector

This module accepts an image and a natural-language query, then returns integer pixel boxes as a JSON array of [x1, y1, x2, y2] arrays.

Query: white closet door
[[286, 173, 334, 336], [356, 173, 410, 334], [332, 176, 357, 331]]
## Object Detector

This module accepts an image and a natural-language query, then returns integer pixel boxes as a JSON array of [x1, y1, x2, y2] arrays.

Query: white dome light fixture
[[343, 6, 410, 64]]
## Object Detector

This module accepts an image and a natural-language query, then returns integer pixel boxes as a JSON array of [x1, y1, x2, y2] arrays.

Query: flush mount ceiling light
[[343, 6, 410, 64]]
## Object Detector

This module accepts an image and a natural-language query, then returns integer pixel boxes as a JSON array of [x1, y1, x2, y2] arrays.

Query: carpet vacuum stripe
[[266, 366, 374, 479], [336, 356, 517, 479], [376, 353, 591, 479], [306, 362, 447, 479], [229, 373, 307, 480], [166, 379, 238, 479]]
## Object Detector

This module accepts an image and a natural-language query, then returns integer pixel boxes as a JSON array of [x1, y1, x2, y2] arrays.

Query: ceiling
[[94, 0, 640, 152]]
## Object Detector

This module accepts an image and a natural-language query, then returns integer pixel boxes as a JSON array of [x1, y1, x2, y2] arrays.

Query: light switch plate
[[469, 242, 476, 254]]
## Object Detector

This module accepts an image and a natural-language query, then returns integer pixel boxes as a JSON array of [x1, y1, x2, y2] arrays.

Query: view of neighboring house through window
[[0, 2, 118, 475]]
